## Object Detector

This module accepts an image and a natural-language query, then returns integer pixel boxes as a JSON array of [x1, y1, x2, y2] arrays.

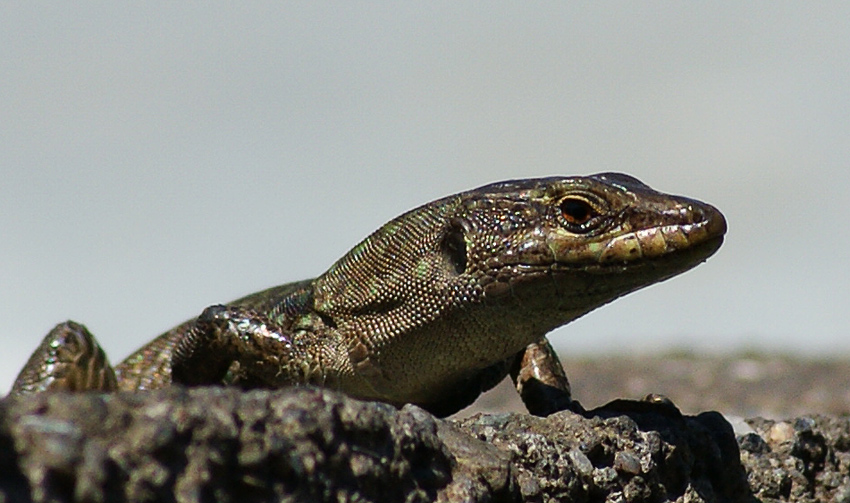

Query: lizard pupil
[[559, 197, 594, 225]]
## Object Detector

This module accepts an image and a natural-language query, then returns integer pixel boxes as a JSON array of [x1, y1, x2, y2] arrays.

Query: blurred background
[[2, 4, 848, 398]]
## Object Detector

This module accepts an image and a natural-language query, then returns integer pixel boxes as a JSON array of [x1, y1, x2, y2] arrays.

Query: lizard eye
[[558, 196, 601, 233]]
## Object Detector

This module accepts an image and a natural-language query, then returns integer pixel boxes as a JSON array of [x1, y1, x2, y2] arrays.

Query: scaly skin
[[11, 173, 726, 416]]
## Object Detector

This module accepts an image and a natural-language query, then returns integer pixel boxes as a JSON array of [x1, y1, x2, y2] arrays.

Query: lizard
[[10, 173, 726, 417]]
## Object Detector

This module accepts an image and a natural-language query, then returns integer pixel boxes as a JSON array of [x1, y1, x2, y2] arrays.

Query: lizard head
[[315, 172, 725, 335], [459, 172, 727, 321]]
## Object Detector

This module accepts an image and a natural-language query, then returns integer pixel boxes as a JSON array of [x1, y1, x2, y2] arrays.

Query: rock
[[456, 400, 750, 502], [0, 386, 845, 502], [1, 387, 516, 503], [742, 415, 850, 502]]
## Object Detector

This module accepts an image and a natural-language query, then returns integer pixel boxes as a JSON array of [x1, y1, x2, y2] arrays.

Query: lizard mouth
[[478, 217, 725, 301], [551, 233, 725, 275], [552, 203, 726, 268], [485, 235, 722, 283], [490, 217, 726, 275]]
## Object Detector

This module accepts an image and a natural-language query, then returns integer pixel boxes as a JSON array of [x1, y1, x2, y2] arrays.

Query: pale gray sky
[[2, 4, 848, 392]]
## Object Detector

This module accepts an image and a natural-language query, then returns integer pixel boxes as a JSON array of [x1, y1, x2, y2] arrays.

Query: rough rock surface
[[2, 384, 807, 503], [740, 416, 850, 502], [1, 387, 505, 503], [2, 384, 849, 502]]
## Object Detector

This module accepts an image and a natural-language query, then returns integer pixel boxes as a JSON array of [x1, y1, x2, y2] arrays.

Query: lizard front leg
[[510, 337, 582, 416], [10, 321, 118, 395], [171, 305, 348, 390]]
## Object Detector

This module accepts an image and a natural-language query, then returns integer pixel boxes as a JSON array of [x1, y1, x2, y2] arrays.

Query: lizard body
[[11, 173, 726, 416]]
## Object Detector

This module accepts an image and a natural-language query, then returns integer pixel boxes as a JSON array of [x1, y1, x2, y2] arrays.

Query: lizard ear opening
[[440, 219, 468, 276]]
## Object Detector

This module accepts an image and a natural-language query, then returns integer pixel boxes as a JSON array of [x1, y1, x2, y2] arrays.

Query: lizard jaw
[[477, 200, 725, 307]]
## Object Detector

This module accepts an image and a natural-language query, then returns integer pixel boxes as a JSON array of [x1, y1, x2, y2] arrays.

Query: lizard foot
[[10, 321, 117, 395]]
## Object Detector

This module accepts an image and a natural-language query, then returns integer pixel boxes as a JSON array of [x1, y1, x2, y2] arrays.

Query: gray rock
[[742, 415, 850, 502], [2, 387, 475, 503], [0, 386, 844, 502]]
